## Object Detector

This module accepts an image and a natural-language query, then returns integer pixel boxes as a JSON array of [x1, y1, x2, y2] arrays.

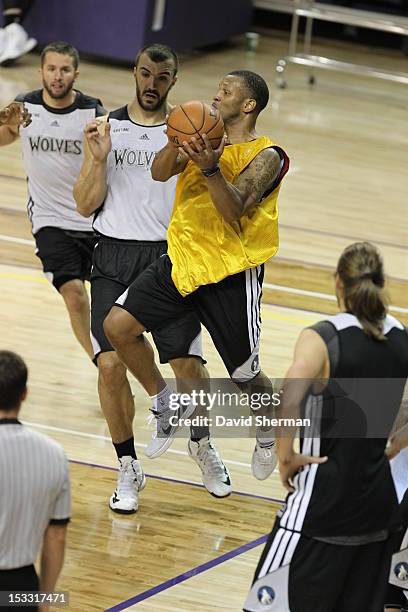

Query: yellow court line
[[0, 270, 321, 326], [0, 270, 403, 326], [262, 309, 320, 326], [0, 271, 47, 283]]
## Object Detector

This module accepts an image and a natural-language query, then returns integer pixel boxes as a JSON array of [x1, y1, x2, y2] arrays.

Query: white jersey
[[93, 106, 177, 240], [17, 89, 105, 235]]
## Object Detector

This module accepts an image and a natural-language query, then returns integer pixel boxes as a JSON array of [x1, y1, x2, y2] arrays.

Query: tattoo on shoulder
[[235, 148, 281, 203]]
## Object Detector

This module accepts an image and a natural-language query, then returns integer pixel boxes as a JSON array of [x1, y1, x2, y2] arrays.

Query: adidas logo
[[139, 133, 150, 140], [50, 120, 60, 127]]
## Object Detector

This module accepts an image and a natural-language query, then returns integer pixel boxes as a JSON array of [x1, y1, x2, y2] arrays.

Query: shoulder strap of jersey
[[309, 320, 340, 375]]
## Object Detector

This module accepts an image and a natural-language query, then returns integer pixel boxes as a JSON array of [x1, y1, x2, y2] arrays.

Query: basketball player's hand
[[84, 120, 112, 162], [387, 425, 408, 460], [279, 452, 328, 492], [0, 101, 31, 128], [180, 134, 225, 170]]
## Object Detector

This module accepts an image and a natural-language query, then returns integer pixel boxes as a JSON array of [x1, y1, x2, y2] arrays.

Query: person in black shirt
[[244, 242, 408, 612], [384, 426, 408, 612]]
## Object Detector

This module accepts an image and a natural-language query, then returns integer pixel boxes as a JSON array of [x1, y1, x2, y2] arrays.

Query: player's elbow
[[73, 187, 94, 218], [74, 197, 94, 218], [76, 205, 93, 218], [221, 203, 244, 224], [44, 523, 68, 542], [73, 195, 90, 217], [224, 210, 242, 224], [151, 164, 168, 182]]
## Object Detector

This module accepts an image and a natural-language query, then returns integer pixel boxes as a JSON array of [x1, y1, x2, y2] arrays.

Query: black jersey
[[279, 312, 408, 540]]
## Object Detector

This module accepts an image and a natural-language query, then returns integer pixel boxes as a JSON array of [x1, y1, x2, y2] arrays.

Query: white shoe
[[145, 399, 196, 459], [251, 441, 277, 480], [0, 23, 37, 66], [188, 437, 232, 498], [109, 456, 146, 514]]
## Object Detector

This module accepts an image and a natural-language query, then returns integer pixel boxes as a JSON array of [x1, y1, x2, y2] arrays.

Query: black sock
[[190, 425, 210, 442], [113, 436, 137, 460]]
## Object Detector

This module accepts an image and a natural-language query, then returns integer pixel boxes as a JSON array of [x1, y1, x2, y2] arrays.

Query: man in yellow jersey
[[104, 70, 289, 490]]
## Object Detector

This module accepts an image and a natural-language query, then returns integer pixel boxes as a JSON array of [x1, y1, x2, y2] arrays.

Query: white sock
[[194, 435, 209, 445], [256, 428, 275, 448], [150, 385, 172, 414]]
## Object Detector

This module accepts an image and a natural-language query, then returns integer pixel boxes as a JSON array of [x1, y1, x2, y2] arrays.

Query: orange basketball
[[167, 100, 224, 149]]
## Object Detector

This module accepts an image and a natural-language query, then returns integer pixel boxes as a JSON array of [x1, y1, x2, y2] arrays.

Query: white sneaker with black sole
[[0, 23, 37, 65], [145, 398, 196, 459], [188, 436, 232, 498], [109, 456, 146, 514], [251, 441, 277, 480]]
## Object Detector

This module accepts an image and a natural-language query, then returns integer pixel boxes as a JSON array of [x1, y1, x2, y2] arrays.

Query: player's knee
[[60, 282, 88, 314], [103, 307, 143, 348], [170, 356, 206, 380], [97, 352, 126, 388], [103, 308, 125, 347]]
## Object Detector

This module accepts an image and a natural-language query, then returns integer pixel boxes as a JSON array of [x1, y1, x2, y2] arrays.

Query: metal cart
[[275, 0, 408, 88]]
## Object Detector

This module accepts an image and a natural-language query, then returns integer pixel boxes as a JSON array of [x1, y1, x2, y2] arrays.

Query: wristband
[[201, 164, 220, 178]]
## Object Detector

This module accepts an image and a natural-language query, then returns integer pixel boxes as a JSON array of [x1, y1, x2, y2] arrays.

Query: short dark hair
[[135, 44, 178, 75], [228, 70, 269, 115], [0, 351, 28, 411], [41, 41, 80, 70]]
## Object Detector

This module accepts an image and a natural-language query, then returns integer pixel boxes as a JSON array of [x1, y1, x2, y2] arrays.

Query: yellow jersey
[[167, 136, 288, 296]]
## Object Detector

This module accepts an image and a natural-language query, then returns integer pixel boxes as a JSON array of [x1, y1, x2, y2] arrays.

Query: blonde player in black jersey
[[244, 242, 408, 612], [74, 45, 230, 514], [0, 42, 105, 360]]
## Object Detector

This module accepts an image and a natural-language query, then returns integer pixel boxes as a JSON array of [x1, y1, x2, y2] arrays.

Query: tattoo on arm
[[234, 148, 281, 212]]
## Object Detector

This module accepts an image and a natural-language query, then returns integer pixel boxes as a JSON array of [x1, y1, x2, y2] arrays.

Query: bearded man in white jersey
[[0, 41, 105, 360], [74, 44, 231, 515]]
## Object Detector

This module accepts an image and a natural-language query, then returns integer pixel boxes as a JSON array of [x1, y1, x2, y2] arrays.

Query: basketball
[[166, 100, 224, 149]]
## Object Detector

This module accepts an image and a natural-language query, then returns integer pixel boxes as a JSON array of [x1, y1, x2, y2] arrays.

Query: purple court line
[[105, 534, 268, 611], [69, 458, 285, 505]]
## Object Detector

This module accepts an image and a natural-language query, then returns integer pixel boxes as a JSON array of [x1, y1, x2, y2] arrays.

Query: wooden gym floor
[[0, 29, 407, 611]]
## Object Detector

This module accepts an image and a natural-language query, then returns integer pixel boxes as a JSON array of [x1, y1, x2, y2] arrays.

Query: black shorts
[[34, 226, 97, 291], [385, 491, 408, 610], [0, 564, 38, 611], [91, 238, 203, 364], [115, 254, 264, 380], [385, 585, 408, 610], [245, 518, 394, 612]]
